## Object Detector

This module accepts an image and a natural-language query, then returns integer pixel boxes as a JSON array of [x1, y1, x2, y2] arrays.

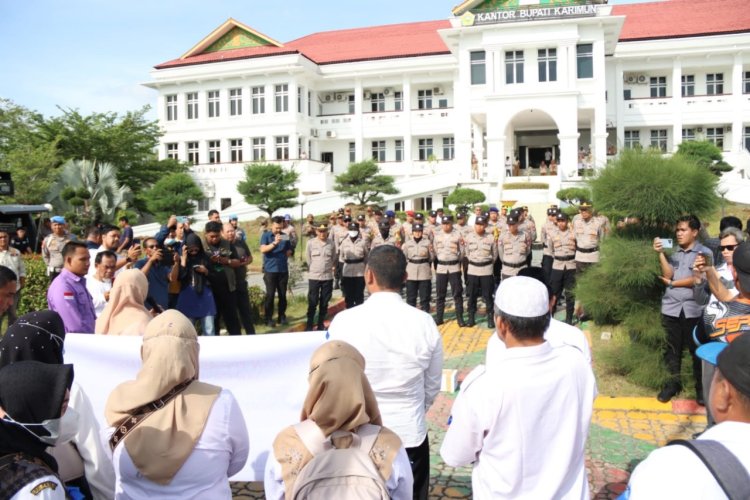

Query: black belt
[[554, 255, 575, 261], [437, 259, 459, 266], [409, 258, 429, 264], [578, 246, 599, 253], [502, 261, 525, 268], [469, 260, 493, 267], [344, 258, 364, 264]]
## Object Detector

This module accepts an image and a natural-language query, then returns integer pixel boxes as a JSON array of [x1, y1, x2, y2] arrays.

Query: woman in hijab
[[105, 309, 248, 498], [176, 233, 217, 335], [0, 360, 73, 499], [264, 340, 413, 500], [0, 310, 116, 500], [95, 268, 152, 335]]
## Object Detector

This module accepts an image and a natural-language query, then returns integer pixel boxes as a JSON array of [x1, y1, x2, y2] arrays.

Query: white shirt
[[263, 443, 414, 500], [0, 247, 26, 291], [326, 292, 443, 448], [486, 318, 593, 365], [85, 276, 112, 317], [88, 246, 126, 278], [10, 475, 66, 500], [626, 421, 750, 499], [441, 342, 596, 500], [110, 389, 249, 499]]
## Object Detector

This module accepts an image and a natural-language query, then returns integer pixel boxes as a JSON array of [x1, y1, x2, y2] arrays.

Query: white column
[[266, 134, 274, 161], [731, 53, 744, 155], [672, 58, 683, 150], [558, 133, 580, 180], [615, 62, 625, 154], [403, 77, 413, 166], [455, 50, 473, 181], [592, 41, 607, 169], [354, 80, 364, 162], [487, 49, 497, 94]]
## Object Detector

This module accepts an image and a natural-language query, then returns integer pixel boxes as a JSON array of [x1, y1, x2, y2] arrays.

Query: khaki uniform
[[306, 238, 336, 280], [42, 233, 71, 275], [455, 223, 473, 240], [402, 238, 434, 281], [358, 224, 374, 248], [498, 231, 528, 277], [402, 221, 414, 241], [572, 215, 606, 264], [338, 235, 369, 309], [518, 219, 537, 249], [549, 227, 578, 323], [541, 220, 557, 258], [464, 232, 497, 276], [301, 222, 317, 240], [434, 228, 465, 324], [370, 232, 400, 249]]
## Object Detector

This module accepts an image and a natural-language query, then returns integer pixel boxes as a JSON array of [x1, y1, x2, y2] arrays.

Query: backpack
[[291, 419, 390, 500]]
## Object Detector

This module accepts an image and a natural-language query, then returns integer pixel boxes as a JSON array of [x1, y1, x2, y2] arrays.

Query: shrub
[[19, 255, 50, 315], [247, 285, 265, 324], [503, 182, 549, 190]]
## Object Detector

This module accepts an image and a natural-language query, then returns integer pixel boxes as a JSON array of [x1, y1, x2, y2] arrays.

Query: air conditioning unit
[[433, 87, 444, 95], [323, 93, 333, 102], [335, 93, 345, 101], [326, 131, 337, 138], [363, 91, 371, 100], [383, 87, 392, 96], [625, 75, 636, 84], [726, 124, 732, 132], [310, 128, 318, 138], [637, 74, 647, 84], [696, 126, 703, 133]]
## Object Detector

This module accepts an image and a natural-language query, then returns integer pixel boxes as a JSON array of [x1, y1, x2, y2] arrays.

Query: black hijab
[[0, 310, 66, 367], [0, 361, 74, 471]]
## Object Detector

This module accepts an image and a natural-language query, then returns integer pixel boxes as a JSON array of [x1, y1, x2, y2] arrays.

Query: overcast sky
[[0, 0, 646, 118]]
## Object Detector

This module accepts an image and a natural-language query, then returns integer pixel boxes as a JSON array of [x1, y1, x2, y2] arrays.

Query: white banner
[[65, 331, 327, 481]]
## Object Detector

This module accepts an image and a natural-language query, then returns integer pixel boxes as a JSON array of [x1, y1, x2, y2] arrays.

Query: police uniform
[[517, 211, 537, 267], [356, 215, 374, 248], [402, 223, 435, 312], [464, 216, 497, 327], [305, 224, 336, 330], [572, 202, 606, 273], [329, 217, 348, 289], [42, 231, 71, 281], [455, 213, 472, 286], [338, 223, 369, 309], [541, 207, 559, 283], [371, 220, 401, 249], [549, 212, 577, 324], [498, 215, 528, 279], [433, 215, 465, 326]]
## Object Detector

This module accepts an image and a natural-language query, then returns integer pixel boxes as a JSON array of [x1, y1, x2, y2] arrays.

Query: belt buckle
[[153, 398, 166, 410]]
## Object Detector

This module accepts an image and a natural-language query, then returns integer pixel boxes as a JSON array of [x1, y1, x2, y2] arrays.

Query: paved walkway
[[232, 314, 706, 499]]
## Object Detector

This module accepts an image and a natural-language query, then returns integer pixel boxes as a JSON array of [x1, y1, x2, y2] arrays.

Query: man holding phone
[[653, 214, 712, 403], [260, 216, 292, 327]]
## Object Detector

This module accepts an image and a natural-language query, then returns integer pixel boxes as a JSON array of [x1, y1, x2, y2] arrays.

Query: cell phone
[[176, 216, 187, 223], [279, 234, 290, 241], [659, 238, 673, 249], [701, 252, 714, 267]]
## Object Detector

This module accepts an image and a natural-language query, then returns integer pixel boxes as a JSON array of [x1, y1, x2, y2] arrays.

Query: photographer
[[134, 237, 179, 312]]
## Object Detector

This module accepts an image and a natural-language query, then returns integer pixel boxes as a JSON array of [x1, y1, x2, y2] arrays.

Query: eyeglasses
[[719, 244, 738, 252]]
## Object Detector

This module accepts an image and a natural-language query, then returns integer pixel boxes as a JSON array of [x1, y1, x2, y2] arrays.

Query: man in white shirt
[[86, 250, 116, 317], [623, 333, 750, 499], [441, 276, 596, 499], [0, 229, 25, 325], [88, 224, 140, 277], [327, 244, 443, 500]]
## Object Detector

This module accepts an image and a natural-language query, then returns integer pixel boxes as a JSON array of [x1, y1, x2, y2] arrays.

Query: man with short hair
[[327, 245, 443, 500], [207, 209, 221, 222], [434, 215, 465, 326], [281, 214, 298, 254], [204, 221, 242, 335], [498, 213, 528, 280], [42, 215, 71, 281], [402, 222, 434, 313], [573, 202, 606, 273], [134, 237, 179, 312], [0, 266, 18, 316], [116, 215, 133, 253], [86, 250, 116, 317], [260, 216, 292, 327], [83, 225, 101, 250], [0, 229, 25, 326], [464, 216, 497, 328], [47, 241, 96, 333], [305, 222, 335, 331], [89, 224, 140, 277], [10, 227, 32, 255], [441, 276, 596, 499], [223, 222, 255, 335]]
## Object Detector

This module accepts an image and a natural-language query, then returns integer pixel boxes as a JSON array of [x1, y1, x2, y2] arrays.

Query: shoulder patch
[[30, 480, 58, 495]]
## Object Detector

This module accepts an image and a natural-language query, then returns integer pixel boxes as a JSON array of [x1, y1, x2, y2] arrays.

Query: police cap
[[347, 222, 359, 231], [412, 223, 424, 232]]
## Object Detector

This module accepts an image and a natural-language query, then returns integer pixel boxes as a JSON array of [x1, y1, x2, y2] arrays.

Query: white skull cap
[[494, 276, 549, 317]]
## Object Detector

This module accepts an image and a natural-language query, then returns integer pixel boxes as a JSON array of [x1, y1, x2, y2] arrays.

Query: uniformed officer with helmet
[[402, 222, 435, 312]]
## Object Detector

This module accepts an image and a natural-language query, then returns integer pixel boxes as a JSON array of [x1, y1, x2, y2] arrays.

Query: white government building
[[145, 0, 750, 222]]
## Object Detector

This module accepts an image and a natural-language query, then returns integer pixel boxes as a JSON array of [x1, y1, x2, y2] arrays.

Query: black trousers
[[406, 279, 431, 313], [307, 279, 333, 328], [662, 312, 702, 391], [466, 274, 493, 317], [550, 268, 576, 322], [341, 276, 365, 309], [492, 259, 502, 288], [541, 254, 553, 283], [406, 434, 430, 500], [435, 271, 463, 320], [212, 284, 241, 335], [235, 281, 256, 335], [263, 272, 288, 322]]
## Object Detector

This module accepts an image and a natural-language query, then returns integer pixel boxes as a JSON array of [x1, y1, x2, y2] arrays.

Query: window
[[252, 138, 265, 161], [395, 140, 403, 162], [207, 90, 220, 118], [165, 143, 178, 160], [371, 141, 386, 162], [417, 89, 433, 110], [623, 89, 632, 101], [275, 136, 289, 160], [349, 142, 355, 163], [230, 139, 243, 163], [470, 51, 486, 85], [681, 75, 695, 97], [442, 137, 455, 160], [187, 141, 199, 165], [308, 91, 312, 116], [166, 95, 177, 121], [394, 91, 403, 111], [297, 86, 303, 114], [624, 131, 640, 149], [275, 84, 288, 112], [418, 138, 433, 161], [744, 126, 750, 152], [682, 128, 696, 142], [438, 99, 448, 108], [229, 88, 242, 116], [252, 86, 265, 114], [198, 199, 210, 212], [186, 92, 198, 120], [208, 140, 221, 163], [650, 129, 667, 152], [576, 44, 593, 79], [538, 48, 557, 82], [745, 71, 750, 94], [348, 95, 355, 114], [298, 137, 303, 158], [706, 127, 724, 149], [707, 73, 724, 95], [505, 50, 524, 84], [371, 93, 385, 112], [650, 77, 667, 98]]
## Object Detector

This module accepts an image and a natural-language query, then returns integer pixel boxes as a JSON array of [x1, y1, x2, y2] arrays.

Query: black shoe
[[435, 318, 444, 326], [305, 323, 313, 331], [696, 394, 705, 406], [466, 315, 476, 327], [317, 324, 326, 331], [279, 316, 288, 325], [266, 320, 276, 328], [657, 384, 681, 403], [457, 317, 466, 328]]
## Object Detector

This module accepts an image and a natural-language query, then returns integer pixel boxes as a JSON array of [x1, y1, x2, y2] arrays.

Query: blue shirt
[[260, 231, 291, 273], [47, 269, 97, 333], [134, 258, 171, 310]]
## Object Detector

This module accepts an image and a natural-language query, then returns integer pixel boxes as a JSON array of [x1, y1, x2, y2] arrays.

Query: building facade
[[146, 0, 750, 216]]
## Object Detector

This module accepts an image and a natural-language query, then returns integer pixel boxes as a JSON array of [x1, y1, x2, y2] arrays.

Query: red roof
[[155, 1, 750, 70]]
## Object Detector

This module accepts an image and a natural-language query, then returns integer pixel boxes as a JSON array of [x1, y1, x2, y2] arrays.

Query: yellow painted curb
[[594, 396, 672, 411]]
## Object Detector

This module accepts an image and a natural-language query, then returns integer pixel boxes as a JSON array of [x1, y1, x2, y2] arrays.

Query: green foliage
[[18, 256, 49, 316], [503, 182, 549, 190], [675, 140, 733, 176], [556, 187, 591, 206], [333, 160, 399, 205], [445, 187, 486, 213], [237, 163, 299, 218], [247, 285, 265, 324], [590, 149, 719, 227], [144, 173, 203, 222]]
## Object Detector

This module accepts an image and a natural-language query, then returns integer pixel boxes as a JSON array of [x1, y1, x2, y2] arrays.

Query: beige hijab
[[105, 310, 221, 485], [272, 341, 402, 499], [95, 269, 152, 335]]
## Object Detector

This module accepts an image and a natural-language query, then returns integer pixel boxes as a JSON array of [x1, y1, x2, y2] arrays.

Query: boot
[[435, 309, 444, 326], [456, 314, 466, 328], [317, 323, 326, 331], [487, 312, 494, 329], [305, 322, 314, 332], [466, 313, 476, 327]]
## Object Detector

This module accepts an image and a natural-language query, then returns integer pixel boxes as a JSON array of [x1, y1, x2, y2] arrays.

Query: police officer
[[464, 215, 497, 327], [371, 219, 400, 249], [402, 222, 434, 312], [402, 210, 416, 241], [541, 206, 559, 283], [572, 202, 606, 274], [456, 212, 472, 286], [415, 212, 433, 242], [517, 208, 537, 267], [330, 213, 348, 289], [42, 215, 72, 281], [549, 212, 577, 324], [338, 221, 369, 308], [305, 222, 336, 331], [498, 213, 528, 280], [356, 214, 374, 247], [434, 214, 465, 326]]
